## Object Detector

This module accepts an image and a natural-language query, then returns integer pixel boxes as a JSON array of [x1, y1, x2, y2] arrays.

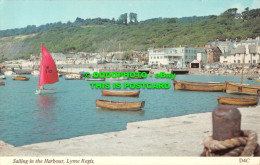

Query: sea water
[[0, 75, 259, 146]]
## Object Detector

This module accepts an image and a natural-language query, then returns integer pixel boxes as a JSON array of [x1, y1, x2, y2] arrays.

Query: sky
[[0, 0, 259, 30]]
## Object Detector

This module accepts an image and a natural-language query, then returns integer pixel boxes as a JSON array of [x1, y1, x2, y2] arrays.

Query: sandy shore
[[0, 106, 259, 156]]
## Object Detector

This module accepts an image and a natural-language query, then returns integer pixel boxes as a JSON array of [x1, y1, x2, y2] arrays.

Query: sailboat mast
[[241, 51, 246, 84]]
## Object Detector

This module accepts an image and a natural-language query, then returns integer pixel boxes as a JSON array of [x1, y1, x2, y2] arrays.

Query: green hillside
[[0, 8, 260, 61]]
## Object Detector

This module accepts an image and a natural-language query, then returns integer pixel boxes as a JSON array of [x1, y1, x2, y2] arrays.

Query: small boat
[[0, 75, 6, 79], [96, 99, 145, 111], [217, 97, 259, 106], [254, 78, 260, 83], [35, 44, 59, 95], [173, 80, 226, 92], [226, 81, 260, 95], [247, 77, 254, 80], [106, 77, 129, 81], [86, 78, 105, 81], [12, 76, 30, 81], [0, 81, 5, 85], [102, 90, 140, 97], [132, 76, 143, 79], [4, 71, 16, 76], [65, 74, 81, 80], [31, 70, 40, 76]]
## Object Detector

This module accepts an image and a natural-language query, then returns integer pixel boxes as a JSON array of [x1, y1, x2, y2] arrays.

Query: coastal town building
[[148, 46, 197, 68], [220, 44, 259, 66]]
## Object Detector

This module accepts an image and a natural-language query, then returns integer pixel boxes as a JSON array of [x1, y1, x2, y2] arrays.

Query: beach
[[0, 106, 259, 156]]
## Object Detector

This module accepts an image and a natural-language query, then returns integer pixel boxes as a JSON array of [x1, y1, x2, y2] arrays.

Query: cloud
[[230, 3, 247, 13], [251, 0, 260, 9]]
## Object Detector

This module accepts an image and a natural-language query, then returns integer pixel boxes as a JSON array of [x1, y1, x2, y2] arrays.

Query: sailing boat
[[226, 51, 260, 95], [35, 44, 59, 95]]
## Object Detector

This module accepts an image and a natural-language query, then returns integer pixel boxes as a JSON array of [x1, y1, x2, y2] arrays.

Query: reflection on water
[[31, 95, 60, 141], [96, 107, 145, 116]]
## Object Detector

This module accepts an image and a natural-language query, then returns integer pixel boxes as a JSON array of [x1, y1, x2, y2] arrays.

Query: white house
[[148, 46, 197, 68], [220, 44, 259, 66], [196, 48, 207, 65]]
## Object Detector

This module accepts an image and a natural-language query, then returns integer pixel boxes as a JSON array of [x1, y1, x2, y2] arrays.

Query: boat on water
[[31, 70, 40, 76], [12, 76, 30, 81], [226, 81, 260, 95], [35, 44, 59, 95], [96, 99, 145, 111], [106, 77, 129, 81], [217, 97, 259, 106], [254, 78, 260, 83], [173, 80, 226, 92], [0, 75, 6, 79], [247, 77, 254, 80], [86, 78, 105, 81], [4, 71, 16, 76], [102, 90, 140, 97], [0, 81, 5, 85], [65, 74, 81, 80], [226, 52, 260, 95]]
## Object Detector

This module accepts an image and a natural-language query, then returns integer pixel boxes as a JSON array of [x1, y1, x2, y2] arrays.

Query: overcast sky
[[0, 0, 259, 30]]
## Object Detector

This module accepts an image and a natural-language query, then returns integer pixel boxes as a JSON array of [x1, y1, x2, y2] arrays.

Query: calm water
[[0, 74, 259, 146]]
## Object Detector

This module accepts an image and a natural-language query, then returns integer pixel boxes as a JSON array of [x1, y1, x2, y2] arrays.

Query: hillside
[[0, 9, 260, 61]]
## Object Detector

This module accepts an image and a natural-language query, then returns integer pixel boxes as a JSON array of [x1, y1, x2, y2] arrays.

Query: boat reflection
[[31, 95, 60, 141], [96, 107, 145, 116]]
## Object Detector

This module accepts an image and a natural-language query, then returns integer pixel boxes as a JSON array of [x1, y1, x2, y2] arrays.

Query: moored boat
[[254, 78, 260, 83], [173, 80, 226, 92], [86, 78, 105, 81], [96, 99, 145, 111], [31, 70, 40, 76], [102, 90, 140, 97], [247, 77, 254, 80], [65, 74, 81, 80], [226, 81, 260, 95], [4, 71, 16, 76], [0, 81, 5, 85], [217, 97, 259, 106], [0, 75, 6, 79], [12, 76, 30, 81]]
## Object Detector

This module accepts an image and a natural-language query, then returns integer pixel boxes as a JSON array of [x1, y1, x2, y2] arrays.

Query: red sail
[[38, 44, 58, 87]]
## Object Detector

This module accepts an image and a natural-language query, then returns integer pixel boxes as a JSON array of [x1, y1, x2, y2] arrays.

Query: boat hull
[[86, 78, 105, 81], [102, 90, 140, 97], [35, 89, 56, 95], [217, 97, 259, 106], [96, 99, 145, 111], [12, 77, 30, 81], [0, 81, 5, 85], [173, 80, 226, 92], [226, 81, 260, 95]]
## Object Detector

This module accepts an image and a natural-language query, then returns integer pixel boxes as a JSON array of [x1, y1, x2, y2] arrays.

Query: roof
[[231, 45, 246, 54], [248, 45, 257, 54]]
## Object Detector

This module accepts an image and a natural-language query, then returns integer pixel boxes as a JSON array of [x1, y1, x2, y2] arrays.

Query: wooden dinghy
[[217, 97, 259, 106], [173, 80, 226, 92], [0, 81, 5, 85], [96, 99, 145, 111], [12, 76, 30, 81], [226, 81, 260, 95], [102, 90, 140, 97]]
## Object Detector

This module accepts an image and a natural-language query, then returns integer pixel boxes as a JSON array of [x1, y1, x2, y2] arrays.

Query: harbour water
[[0, 75, 259, 146]]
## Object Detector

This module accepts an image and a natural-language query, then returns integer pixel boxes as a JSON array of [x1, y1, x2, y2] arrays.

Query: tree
[[167, 18, 176, 23], [129, 12, 138, 24], [242, 7, 249, 21], [222, 8, 238, 18], [117, 13, 128, 25]]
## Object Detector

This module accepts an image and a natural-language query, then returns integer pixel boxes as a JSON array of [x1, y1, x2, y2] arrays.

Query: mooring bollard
[[201, 106, 260, 156], [212, 106, 241, 141]]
